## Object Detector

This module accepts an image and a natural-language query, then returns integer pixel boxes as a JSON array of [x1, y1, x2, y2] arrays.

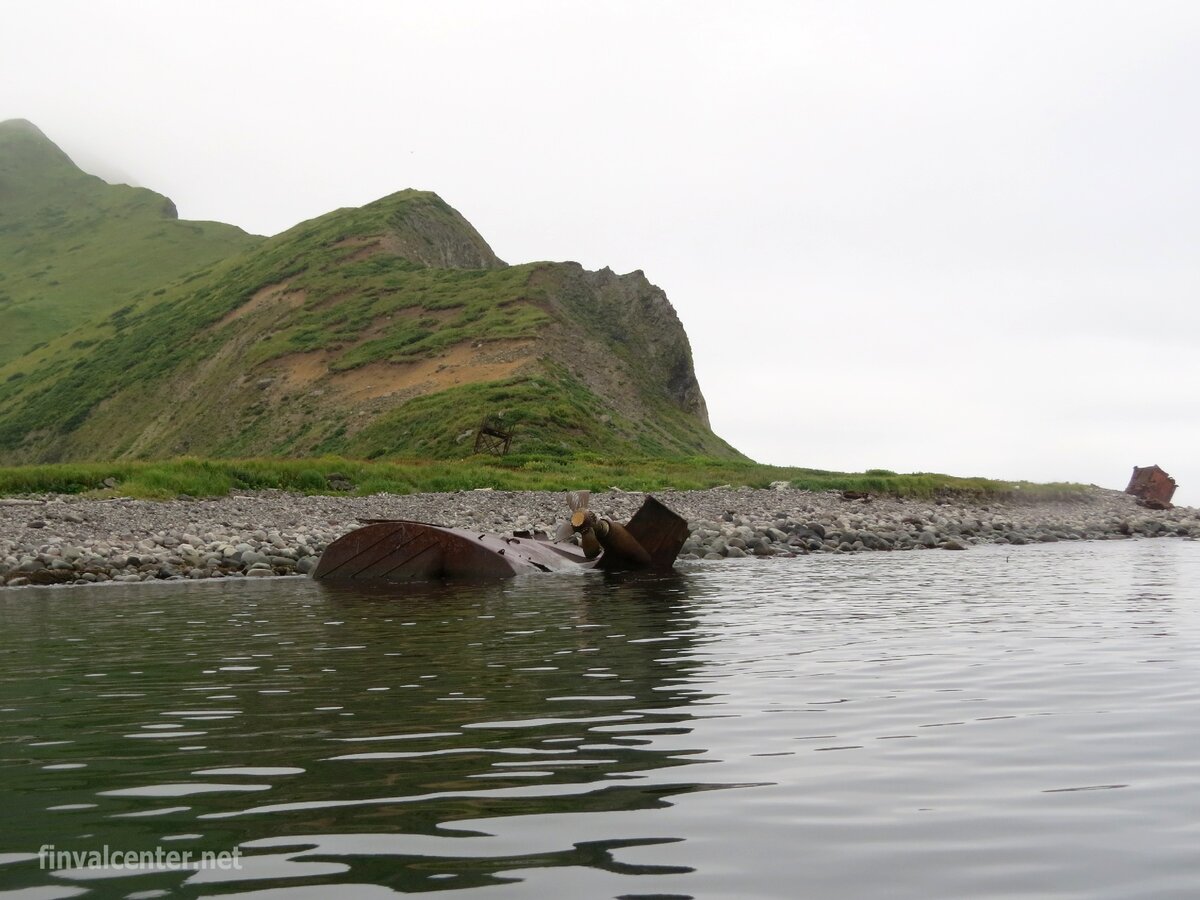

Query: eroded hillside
[[0, 141, 740, 463]]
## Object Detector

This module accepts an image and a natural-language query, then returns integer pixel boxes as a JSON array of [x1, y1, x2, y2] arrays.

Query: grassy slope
[[0, 119, 260, 366], [0, 187, 738, 462]]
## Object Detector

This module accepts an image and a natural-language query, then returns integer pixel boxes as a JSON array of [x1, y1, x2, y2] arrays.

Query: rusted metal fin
[[623, 495, 690, 570]]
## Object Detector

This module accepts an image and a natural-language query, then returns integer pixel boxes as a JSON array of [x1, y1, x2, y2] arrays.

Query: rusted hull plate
[[1125, 465, 1177, 507], [312, 520, 593, 584]]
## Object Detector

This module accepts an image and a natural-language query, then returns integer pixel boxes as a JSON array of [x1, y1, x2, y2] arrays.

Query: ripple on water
[[98, 783, 272, 798], [192, 767, 306, 777], [1, 541, 1199, 899]]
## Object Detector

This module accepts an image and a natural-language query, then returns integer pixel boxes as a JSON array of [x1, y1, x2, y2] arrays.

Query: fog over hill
[[0, 118, 258, 367]]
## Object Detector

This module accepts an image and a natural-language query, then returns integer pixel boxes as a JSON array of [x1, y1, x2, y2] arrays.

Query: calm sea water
[[1, 540, 1198, 899]]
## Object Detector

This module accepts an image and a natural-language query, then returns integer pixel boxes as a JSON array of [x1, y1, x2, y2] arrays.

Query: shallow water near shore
[[2, 540, 1198, 899]]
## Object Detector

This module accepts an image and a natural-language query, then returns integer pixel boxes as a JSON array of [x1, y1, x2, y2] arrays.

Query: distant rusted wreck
[[1125, 465, 1177, 509]]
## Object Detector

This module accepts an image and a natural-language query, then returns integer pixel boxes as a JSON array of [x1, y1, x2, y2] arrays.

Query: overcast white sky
[[4, 0, 1198, 503]]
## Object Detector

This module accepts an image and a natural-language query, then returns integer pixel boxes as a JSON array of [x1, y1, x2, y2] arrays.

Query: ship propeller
[[555, 490, 590, 543]]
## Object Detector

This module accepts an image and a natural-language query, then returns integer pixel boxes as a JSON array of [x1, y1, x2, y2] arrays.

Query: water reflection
[[3, 541, 1200, 899], [0, 569, 726, 895]]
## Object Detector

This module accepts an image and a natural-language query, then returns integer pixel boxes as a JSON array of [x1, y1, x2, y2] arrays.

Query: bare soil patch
[[216, 282, 306, 328], [272, 339, 535, 402]]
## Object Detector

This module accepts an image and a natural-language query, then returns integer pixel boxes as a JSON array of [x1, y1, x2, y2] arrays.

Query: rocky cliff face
[[582, 266, 710, 424], [530, 263, 710, 430], [373, 191, 505, 269]]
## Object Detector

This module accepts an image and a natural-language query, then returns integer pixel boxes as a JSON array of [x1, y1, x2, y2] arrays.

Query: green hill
[[0, 118, 260, 366], [0, 125, 741, 464]]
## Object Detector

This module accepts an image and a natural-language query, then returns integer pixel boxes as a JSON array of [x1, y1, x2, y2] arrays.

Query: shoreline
[[1, 486, 1196, 588]]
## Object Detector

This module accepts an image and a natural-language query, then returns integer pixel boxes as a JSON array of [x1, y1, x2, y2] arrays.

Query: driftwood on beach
[[0, 486, 1196, 588]]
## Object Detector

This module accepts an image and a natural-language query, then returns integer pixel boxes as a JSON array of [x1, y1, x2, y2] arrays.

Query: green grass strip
[[0, 455, 1090, 502]]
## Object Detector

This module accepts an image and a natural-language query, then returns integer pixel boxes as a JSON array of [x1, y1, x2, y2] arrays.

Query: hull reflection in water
[[0, 568, 738, 896]]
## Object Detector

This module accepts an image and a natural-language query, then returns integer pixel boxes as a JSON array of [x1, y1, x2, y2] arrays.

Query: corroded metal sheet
[[312, 520, 592, 583], [1125, 465, 1177, 507]]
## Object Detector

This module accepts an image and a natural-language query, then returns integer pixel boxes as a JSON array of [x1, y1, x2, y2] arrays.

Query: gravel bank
[[1, 486, 1196, 587]]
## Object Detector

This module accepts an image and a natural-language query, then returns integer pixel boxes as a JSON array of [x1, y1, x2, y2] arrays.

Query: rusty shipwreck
[[1125, 464, 1177, 509], [312, 492, 689, 584]]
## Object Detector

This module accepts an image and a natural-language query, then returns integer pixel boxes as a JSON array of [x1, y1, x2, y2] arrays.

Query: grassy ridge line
[[0, 455, 1089, 502], [0, 120, 260, 367]]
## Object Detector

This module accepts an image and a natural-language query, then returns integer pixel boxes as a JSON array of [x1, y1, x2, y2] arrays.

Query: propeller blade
[[556, 490, 593, 543]]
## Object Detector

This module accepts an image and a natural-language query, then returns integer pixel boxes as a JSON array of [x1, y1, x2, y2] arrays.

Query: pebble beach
[[1, 486, 1196, 588]]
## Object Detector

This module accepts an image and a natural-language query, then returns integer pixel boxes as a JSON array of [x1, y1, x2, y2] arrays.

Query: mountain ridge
[[0, 118, 261, 367], [0, 122, 742, 464]]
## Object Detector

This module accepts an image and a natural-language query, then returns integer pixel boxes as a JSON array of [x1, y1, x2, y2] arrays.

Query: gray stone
[[2, 484, 1197, 591]]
